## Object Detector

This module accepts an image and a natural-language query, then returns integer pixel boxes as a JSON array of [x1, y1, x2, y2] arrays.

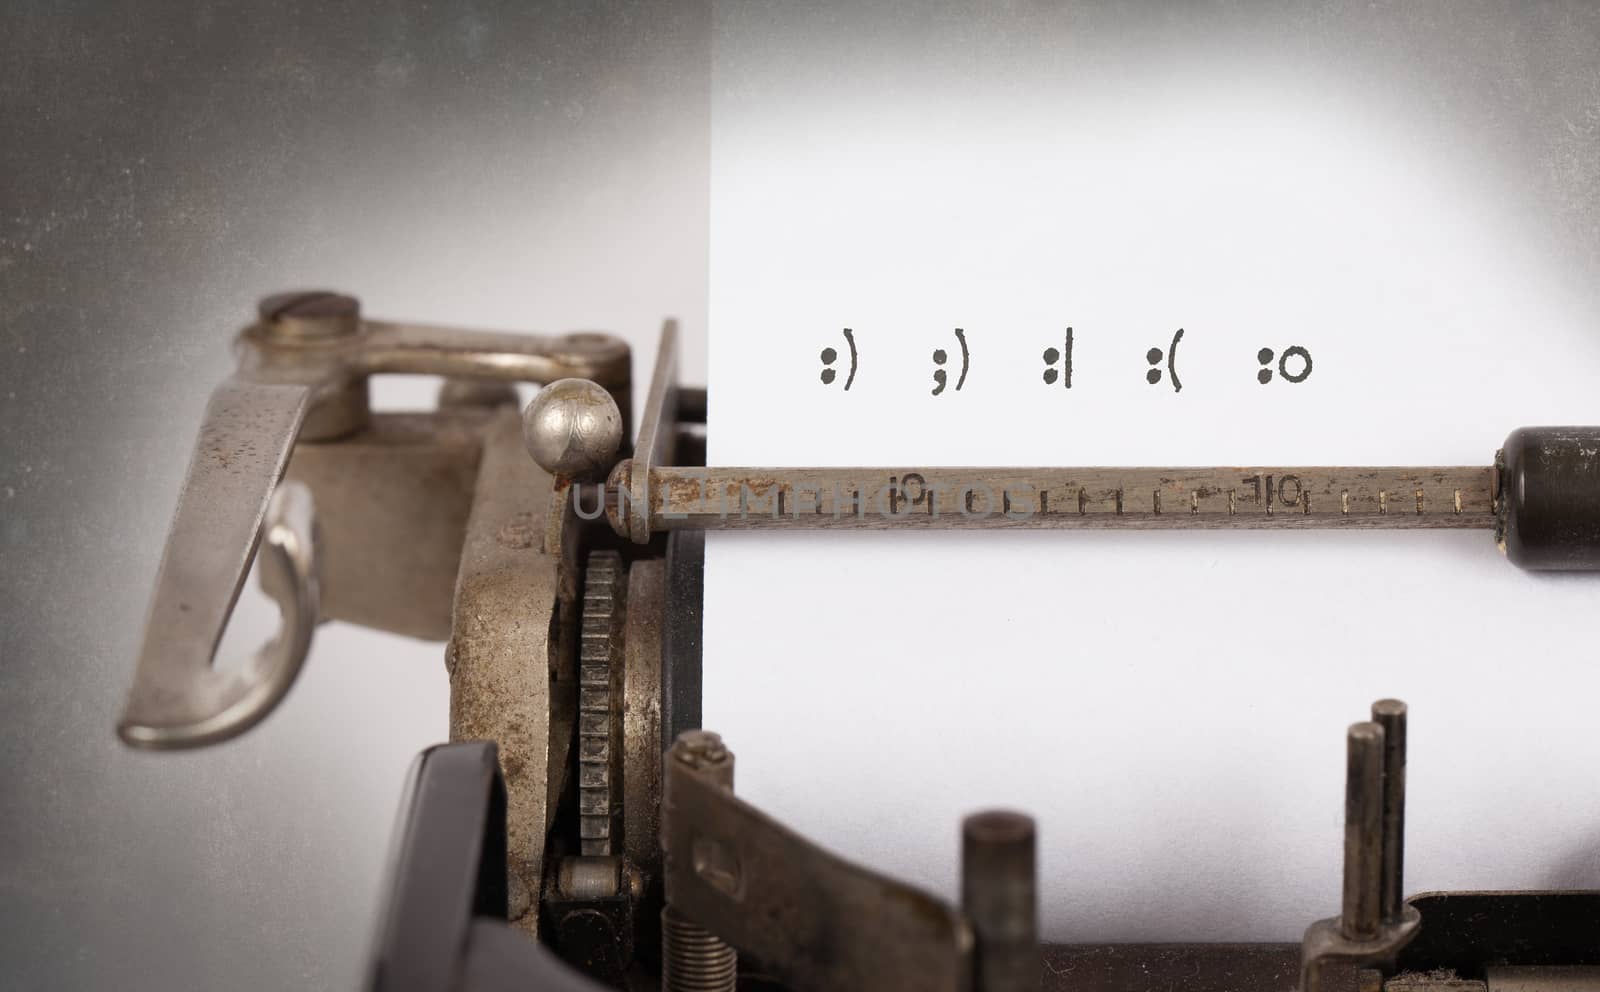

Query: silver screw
[[672, 730, 730, 773], [256, 290, 360, 341]]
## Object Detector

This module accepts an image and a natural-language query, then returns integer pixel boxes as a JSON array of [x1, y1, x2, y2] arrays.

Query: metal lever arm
[[120, 379, 318, 748], [661, 731, 976, 992], [119, 292, 631, 749], [355, 321, 630, 391]]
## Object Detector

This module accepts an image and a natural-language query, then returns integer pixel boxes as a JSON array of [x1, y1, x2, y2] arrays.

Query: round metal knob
[[522, 378, 624, 481]]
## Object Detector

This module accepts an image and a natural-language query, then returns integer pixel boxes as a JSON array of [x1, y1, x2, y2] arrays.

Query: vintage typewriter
[[118, 291, 1600, 992]]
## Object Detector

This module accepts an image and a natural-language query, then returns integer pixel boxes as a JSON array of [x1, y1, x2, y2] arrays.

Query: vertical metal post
[[1340, 722, 1386, 941], [1371, 699, 1407, 923], [1300, 701, 1418, 992], [962, 810, 1040, 992]]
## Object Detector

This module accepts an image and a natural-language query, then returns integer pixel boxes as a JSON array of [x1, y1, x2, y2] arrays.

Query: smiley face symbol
[[1257, 345, 1312, 384], [931, 328, 969, 396], [1042, 328, 1073, 387], [1145, 328, 1184, 392], [818, 328, 858, 389]]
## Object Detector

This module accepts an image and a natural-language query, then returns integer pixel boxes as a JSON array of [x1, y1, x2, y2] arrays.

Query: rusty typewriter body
[[118, 292, 1600, 992]]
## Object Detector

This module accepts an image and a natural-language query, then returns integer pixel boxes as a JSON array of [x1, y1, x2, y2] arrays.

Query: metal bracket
[[660, 730, 978, 992], [119, 290, 629, 749], [619, 319, 681, 544]]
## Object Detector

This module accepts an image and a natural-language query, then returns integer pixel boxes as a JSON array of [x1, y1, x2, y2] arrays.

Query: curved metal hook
[[118, 377, 322, 749], [226, 480, 320, 737], [120, 479, 319, 749]]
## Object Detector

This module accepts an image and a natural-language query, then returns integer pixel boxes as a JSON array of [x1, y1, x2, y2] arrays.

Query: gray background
[[4, 1, 1600, 988], [2, 2, 707, 989]]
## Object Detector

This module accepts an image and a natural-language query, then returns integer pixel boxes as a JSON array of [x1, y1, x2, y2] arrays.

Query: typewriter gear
[[578, 549, 626, 857]]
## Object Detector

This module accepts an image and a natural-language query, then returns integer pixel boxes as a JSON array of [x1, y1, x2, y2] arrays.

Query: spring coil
[[662, 906, 736, 992]]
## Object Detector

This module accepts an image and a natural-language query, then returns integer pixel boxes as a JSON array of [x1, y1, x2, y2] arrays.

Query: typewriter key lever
[[118, 292, 630, 749]]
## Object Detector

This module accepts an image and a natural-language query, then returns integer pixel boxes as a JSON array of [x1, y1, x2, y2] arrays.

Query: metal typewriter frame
[[119, 292, 1600, 992]]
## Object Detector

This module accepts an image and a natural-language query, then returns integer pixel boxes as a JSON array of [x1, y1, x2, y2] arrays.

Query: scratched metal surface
[[3, 1, 1600, 990]]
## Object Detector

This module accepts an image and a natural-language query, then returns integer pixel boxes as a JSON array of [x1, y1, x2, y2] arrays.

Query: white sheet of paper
[[705, 7, 1600, 940]]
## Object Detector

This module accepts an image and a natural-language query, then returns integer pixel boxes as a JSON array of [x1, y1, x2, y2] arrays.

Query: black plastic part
[[366, 741, 601, 992], [459, 920, 600, 992], [1498, 426, 1600, 571], [1040, 944, 1300, 992], [657, 383, 706, 750], [542, 897, 634, 986], [1397, 891, 1600, 973], [661, 528, 704, 752]]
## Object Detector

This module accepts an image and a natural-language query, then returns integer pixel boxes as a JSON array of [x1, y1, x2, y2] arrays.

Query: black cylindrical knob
[[1498, 427, 1600, 571]]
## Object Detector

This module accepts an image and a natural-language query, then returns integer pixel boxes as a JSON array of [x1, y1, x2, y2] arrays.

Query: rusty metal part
[[622, 320, 682, 543], [661, 730, 975, 992], [446, 409, 575, 935], [120, 289, 629, 749], [578, 550, 625, 857], [962, 811, 1040, 992], [607, 465, 1497, 539], [284, 410, 487, 640], [1300, 705, 1421, 992], [622, 558, 665, 886]]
